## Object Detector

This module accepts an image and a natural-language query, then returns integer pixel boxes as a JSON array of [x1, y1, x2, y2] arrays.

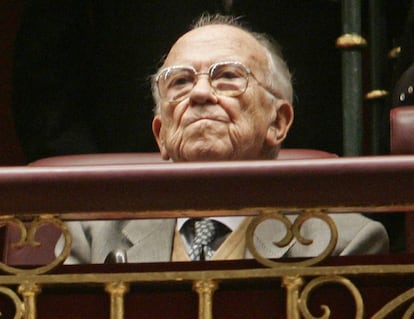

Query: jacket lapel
[[86, 220, 128, 263], [122, 218, 176, 262]]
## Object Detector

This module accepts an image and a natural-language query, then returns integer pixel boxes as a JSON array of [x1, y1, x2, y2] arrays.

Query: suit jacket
[[56, 213, 389, 264]]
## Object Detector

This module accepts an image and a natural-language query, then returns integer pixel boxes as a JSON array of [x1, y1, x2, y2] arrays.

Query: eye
[[166, 69, 195, 89], [169, 75, 192, 87], [220, 70, 239, 80], [212, 64, 246, 82], [213, 68, 240, 80]]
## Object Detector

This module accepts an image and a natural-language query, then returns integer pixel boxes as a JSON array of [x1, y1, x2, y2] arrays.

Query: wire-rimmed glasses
[[155, 61, 280, 103]]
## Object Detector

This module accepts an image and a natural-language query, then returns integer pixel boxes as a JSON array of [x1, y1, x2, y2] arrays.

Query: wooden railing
[[0, 155, 413, 319]]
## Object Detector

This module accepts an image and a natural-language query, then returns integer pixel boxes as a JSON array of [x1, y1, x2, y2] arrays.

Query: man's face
[[152, 25, 293, 162]]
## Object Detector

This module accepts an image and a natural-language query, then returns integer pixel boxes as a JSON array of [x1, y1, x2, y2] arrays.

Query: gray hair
[[151, 13, 293, 114]]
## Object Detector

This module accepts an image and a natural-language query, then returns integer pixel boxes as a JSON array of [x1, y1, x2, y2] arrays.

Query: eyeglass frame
[[155, 60, 283, 103]]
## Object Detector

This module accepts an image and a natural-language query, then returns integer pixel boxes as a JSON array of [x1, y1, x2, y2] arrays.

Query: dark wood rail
[[0, 155, 413, 218]]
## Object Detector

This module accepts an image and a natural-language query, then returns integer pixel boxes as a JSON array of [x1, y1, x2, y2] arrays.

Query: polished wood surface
[[0, 155, 412, 217]]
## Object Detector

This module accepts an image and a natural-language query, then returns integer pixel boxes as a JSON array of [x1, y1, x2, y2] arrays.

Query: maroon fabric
[[28, 149, 337, 166], [29, 152, 167, 166], [2, 223, 61, 265], [390, 106, 414, 154], [390, 106, 414, 253]]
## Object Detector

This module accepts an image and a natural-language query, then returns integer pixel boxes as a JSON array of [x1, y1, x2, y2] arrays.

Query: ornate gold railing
[[0, 229, 411, 319], [2, 220, 414, 319], [0, 156, 413, 318]]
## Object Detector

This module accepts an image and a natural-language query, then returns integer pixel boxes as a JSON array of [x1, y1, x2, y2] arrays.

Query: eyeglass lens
[[158, 62, 249, 102]]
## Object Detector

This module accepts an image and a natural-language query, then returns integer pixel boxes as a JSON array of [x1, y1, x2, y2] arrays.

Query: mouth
[[185, 116, 229, 126]]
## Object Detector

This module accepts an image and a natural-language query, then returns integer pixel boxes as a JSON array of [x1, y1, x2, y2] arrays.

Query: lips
[[182, 114, 230, 126], [183, 114, 230, 126]]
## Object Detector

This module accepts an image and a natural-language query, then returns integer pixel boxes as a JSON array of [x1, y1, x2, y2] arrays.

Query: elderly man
[[57, 14, 388, 264]]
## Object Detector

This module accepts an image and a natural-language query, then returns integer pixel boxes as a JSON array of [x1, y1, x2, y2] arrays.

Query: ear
[[152, 115, 170, 160], [265, 99, 294, 147]]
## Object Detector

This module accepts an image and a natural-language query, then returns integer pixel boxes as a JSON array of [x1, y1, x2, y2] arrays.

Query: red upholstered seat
[[28, 149, 337, 167], [390, 106, 414, 252], [390, 106, 414, 154]]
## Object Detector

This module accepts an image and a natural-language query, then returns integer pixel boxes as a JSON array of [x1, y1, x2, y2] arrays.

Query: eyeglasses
[[155, 61, 280, 103]]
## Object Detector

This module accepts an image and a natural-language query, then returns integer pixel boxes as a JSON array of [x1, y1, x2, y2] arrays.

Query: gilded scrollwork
[[403, 302, 414, 319], [0, 215, 72, 275], [298, 276, 364, 319], [246, 209, 338, 268], [371, 286, 414, 319], [0, 286, 25, 319]]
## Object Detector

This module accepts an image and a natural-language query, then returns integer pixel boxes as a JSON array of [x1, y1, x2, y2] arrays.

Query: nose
[[189, 75, 218, 105]]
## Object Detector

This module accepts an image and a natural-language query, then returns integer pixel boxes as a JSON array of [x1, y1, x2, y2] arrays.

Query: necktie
[[104, 249, 128, 264], [189, 219, 217, 261]]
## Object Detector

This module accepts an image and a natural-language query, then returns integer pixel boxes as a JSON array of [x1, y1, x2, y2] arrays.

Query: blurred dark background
[[0, 0, 411, 163]]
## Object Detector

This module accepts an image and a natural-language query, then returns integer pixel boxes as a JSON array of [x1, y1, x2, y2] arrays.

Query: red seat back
[[390, 106, 414, 154]]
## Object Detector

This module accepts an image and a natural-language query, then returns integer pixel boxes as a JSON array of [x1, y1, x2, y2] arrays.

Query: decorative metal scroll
[[0, 215, 72, 275], [0, 286, 24, 319], [372, 286, 414, 319], [1, 211, 414, 319], [246, 209, 338, 268], [298, 276, 364, 319]]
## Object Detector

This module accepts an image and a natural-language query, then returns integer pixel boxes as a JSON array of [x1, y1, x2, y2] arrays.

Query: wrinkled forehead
[[163, 25, 269, 72]]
